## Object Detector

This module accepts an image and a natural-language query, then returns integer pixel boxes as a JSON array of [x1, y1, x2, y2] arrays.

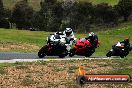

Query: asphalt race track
[[0, 52, 131, 63], [0, 52, 110, 60], [0, 52, 38, 60]]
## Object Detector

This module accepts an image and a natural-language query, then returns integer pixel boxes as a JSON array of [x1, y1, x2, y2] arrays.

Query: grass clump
[[21, 77, 36, 86], [36, 61, 47, 65], [0, 68, 6, 75], [53, 67, 66, 72], [15, 65, 28, 69], [68, 66, 78, 73], [0, 63, 14, 75]]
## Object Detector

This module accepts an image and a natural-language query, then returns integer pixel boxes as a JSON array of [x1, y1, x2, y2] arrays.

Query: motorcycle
[[38, 37, 68, 58], [106, 45, 130, 58], [69, 38, 95, 57]]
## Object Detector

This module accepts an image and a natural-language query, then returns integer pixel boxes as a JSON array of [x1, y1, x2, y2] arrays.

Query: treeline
[[0, 0, 132, 32]]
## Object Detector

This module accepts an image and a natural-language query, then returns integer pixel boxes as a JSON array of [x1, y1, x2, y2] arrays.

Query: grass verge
[[0, 59, 131, 87]]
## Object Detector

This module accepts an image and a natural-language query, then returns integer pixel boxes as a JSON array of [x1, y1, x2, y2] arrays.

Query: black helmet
[[54, 34, 61, 39], [56, 31, 63, 35], [124, 38, 129, 43]]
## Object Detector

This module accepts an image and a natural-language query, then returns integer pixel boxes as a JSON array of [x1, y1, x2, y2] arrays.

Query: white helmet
[[89, 32, 94, 37], [65, 28, 73, 36]]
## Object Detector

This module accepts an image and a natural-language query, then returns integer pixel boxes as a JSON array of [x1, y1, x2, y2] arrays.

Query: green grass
[[0, 29, 51, 47], [0, 25, 132, 56], [3, 0, 119, 11], [80, 0, 119, 5]]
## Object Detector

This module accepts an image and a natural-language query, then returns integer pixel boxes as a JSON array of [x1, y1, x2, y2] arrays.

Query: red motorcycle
[[38, 41, 68, 58], [69, 38, 96, 57]]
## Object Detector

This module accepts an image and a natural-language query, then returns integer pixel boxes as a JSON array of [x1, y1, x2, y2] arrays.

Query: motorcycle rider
[[47, 32, 63, 43], [112, 38, 130, 56], [120, 38, 130, 49], [120, 38, 130, 55], [86, 32, 99, 48], [46, 28, 76, 51], [63, 28, 76, 45], [46, 32, 66, 50]]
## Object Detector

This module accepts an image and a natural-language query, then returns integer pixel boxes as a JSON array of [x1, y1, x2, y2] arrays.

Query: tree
[[60, 0, 77, 31], [94, 3, 118, 25], [75, 1, 93, 32], [49, 2, 63, 31], [66, 2, 79, 31], [115, 0, 132, 21], [0, 0, 10, 28], [33, 0, 63, 31], [0, 0, 3, 11], [11, 0, 34, 29], [0, 0, 4, 27]]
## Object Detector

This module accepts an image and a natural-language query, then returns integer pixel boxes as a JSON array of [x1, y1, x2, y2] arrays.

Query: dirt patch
[[0, 60, 131, 88], [0, 42, 39, 52]]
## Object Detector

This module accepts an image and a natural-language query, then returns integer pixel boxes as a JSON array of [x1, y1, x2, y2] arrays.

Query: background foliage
[[0, 0, 132, 32]]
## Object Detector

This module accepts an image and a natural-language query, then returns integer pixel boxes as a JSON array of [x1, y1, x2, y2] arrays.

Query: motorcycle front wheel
[[38, 51, 45, 58], [38, 46, 47, 58], [106, 51, 112, 57]]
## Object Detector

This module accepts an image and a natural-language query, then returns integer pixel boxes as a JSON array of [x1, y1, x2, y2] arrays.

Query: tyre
[[106, 51, 112, 57], [38, 51, 45, 58], [85, 49, 95, 57], [38, 46, 47, 58], [120, 50, 126, 58], [69, 48, 75, 57], [59, 49, 68, 58], [64, 50, 68, 56], [124, 51, 129, 57], [120, 55, 124, 58], [59, 54, 65, 58], [85, 53, 93, 57], [76, 76, 87, 85]]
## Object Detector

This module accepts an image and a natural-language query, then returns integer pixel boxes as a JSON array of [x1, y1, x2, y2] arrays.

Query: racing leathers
[[86, 34, 98, 48], [63, 30, 76, 45]]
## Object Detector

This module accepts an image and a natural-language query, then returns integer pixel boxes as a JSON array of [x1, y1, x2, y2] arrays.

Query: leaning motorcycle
[[106, 45, 130, 58], [69, 38, 96, 57], [38, 40, 68, 58]]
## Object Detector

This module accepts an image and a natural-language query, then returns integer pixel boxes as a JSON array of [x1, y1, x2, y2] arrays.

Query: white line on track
[[0, 57, 121, 63]]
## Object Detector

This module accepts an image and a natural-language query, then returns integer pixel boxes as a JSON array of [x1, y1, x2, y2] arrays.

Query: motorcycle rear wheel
[[85, 49, 95, 57], [59, 54, 65, 58], [85, 53, 92, 57], [69, 48, 75, 57], [59, 50, 68, 58]]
